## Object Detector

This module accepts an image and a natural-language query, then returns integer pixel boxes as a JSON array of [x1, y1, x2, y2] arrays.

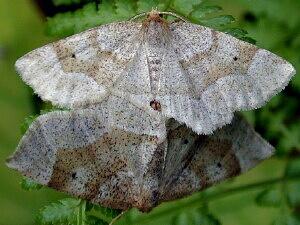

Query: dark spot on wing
[[189, 139, 241, 188], [183, 139, 189, 144], [71, 172, 77, 179]]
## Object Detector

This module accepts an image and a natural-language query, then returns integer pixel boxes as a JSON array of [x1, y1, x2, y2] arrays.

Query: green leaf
[[96, 0, 120, 24], [115, 203, 220, 225], [286, 159, 300, 207], [46, 2, 109, 37], [137, 0, 165, 13], [224, 28, 256, 44], [20, 108, 63, 134], [255, 188, 282, 207], [172, 0, 203, 16], [190, 5, 222, 20], [278, 125, 300, 155], [287, 182, 300, 207], [201, 15, 235, 28], [38, 198, 81, 225], [115, 0, 136, 19], [21, 177, 43, 191], [223, 28, 246, 38], [172, 208, 220, 225], [239, 0, 300, 29], [86, 202, 95, 212], [286, 158, 300, 177], [273, 213, 300, 225], [20, 115, 38, 134], [47, 0, 141, 37], [86, 215, 108, 225], [53, 0, 83, 6], [46, 0, 255, 49], [239, 36, 257, 44], [92, 205, 121, 223], [78, 200, 87, 225]]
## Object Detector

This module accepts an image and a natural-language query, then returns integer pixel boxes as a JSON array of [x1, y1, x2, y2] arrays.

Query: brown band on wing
[[235, 41, 259, 70], [48, 127, 162, 211], [160, 137, 241, 203], [48, 134, 128, 200], [166, 123, 205, 172], [178, 30, 220, 98], [137, 141, 166, 212], [178, 29, 219, 67], [51, 30, 128, 88], [190, 138, 241, 189], [95, 170, 138, 210], [179, 31, 259, 97], [158, 123, 206, 202], [199, 39, 259, 91]]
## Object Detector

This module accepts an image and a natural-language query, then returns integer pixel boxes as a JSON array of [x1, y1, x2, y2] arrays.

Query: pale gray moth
[[14, 10, 295, 134], [7, 97, 273, 211], [7, 10, 293, 211]]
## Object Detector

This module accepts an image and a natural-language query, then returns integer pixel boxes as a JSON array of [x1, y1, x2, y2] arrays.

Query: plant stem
[[125, 174, 300, 225], [109, 211, 126, 225], [77, 200, 86, 225], [204, 174, 299, 202]]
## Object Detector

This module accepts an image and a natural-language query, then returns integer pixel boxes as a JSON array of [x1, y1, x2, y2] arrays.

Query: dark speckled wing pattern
[[8, 10, 285, 212], [7, 108, 273, 212], [14, 13, 295, 135]]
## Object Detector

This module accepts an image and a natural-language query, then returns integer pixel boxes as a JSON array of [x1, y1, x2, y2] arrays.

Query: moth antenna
[[130, 12, 148, 21], [159, 11, 188, 22], [130, 10, 188, 22]]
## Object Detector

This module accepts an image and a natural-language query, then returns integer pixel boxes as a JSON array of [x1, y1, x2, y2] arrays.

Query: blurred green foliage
[[38, 198, 83, 225], [21, 178, 43, 191], [46, 0, 253, 43], [1, 0, 300, 225], [0, 1, 67, 225], [53, 0, 88, 6]]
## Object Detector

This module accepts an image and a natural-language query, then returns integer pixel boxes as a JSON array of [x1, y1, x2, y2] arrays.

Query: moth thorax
[[145, 21, 168, 46]]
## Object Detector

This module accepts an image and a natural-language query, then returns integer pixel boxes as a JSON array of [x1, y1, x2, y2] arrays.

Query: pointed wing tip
[[14, 54, 34, 83], [272, 61, 296, 95], [261, 142, 276, 160], [15, 57, 25, 74], [5, 154, 19, 171], [289, 63, 297, 78], [5, 145, 29, 171], [283, 60, 297, 79]]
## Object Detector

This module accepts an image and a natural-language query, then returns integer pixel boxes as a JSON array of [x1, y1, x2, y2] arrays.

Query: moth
[[7, 99, 273, 211], [7, 10, 294, 211], [13, 10, 295, 135]]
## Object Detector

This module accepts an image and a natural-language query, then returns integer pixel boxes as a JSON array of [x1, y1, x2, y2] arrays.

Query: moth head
[[146, 9, 165, 23]]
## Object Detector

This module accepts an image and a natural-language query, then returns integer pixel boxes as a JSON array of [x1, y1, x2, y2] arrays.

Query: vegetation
[[2, 0, 300, 224]]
